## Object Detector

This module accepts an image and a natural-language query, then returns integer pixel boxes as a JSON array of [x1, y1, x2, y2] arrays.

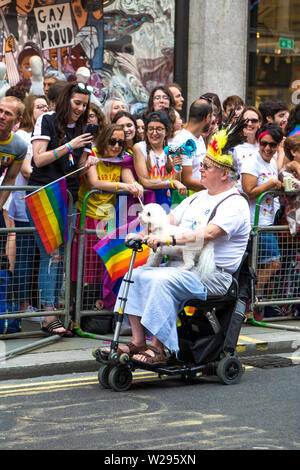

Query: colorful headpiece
[[206, 113, 248, 170], [206, 128, 233, 169]]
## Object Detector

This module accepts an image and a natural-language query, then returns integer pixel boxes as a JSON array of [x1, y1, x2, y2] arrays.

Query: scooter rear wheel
[[216, 357, 243, 385]]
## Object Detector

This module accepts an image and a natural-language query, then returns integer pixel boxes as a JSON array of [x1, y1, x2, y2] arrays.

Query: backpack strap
[[188, 191, 247, 224], [207, 193, 243, 224]]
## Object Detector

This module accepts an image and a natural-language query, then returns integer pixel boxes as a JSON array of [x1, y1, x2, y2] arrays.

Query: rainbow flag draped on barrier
[[25, 178, 68, 254]]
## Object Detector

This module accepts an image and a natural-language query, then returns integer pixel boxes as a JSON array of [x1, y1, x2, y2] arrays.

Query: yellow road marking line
[[0, 381, 98, 395], [283, 355, 300, 361], [238, 335, 266, 344], [0, 371, 157, 396], [0, 366, 255, 398], [0, 369, 159, 391], [0, 375, 97, 390]]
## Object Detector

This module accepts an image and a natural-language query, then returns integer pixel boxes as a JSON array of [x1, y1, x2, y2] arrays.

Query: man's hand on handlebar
[[125, 232, 163, 250]]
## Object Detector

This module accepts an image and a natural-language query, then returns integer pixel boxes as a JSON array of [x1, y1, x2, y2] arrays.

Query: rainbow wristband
[[169, 179, 175, 189], [66, 142, 73, 153], [53, 149, 59, 159]]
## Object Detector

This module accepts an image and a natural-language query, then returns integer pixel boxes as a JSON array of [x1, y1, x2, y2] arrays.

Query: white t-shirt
[[171, 187, 251, 273], [241, 152, 278, 226], [171, 128, 206, 179], [15, 129, 32, 186], [135, 140, 171, 180], [233, 142, 258, 191]]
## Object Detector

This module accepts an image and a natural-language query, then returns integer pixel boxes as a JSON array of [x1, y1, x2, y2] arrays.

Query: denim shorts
[[258, 231, 280, 264]]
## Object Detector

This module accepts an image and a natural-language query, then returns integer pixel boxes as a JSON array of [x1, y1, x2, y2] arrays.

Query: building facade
[[0, 0, 299, 114]]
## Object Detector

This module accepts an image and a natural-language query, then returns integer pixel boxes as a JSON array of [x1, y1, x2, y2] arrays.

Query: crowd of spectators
[[0, 73, 299, 335]]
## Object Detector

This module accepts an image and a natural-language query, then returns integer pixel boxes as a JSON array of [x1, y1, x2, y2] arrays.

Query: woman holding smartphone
[[28, 82, 96, 335]]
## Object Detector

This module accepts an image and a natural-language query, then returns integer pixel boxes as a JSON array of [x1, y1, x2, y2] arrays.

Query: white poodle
[[138, 203, 215, 282]]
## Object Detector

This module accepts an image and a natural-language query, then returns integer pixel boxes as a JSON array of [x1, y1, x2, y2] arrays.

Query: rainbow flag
[[93, 224, 150, 282], [25, 179, 68, 254]]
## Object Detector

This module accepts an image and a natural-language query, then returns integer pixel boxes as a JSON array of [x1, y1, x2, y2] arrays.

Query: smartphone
[[84, 123, 99, 136]]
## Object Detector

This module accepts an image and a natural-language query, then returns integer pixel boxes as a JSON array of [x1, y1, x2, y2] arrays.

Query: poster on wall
[[0, 0, 175, 114], [34, 3, 74, 50]]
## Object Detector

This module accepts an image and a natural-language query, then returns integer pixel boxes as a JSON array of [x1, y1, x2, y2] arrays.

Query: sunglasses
[[200, 162, 215, 170], [108, 138, 125, 147], [247, 118, 259, 124], [77, 82, 93, 94], [199, 95, 213, 103], [35, 104, 49, 110], [259, 140, 277, 149]]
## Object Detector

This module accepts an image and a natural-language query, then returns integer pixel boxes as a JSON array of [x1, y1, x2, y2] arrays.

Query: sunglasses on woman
[[77, 82, 93, 94], [108, 138, 125, 147], [199, 95, 213, 103], [259, 140, 277, 149]]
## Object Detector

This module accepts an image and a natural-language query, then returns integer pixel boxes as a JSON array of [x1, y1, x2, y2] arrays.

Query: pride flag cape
[[93, 221, 149, 283], [25, 178, 68, 254]]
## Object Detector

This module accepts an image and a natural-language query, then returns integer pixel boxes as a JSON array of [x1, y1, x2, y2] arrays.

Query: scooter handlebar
[[125, 238, 144, 250], [125, 237, 160, 250]]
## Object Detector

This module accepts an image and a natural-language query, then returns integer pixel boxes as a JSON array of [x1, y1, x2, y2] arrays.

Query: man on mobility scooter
[[96, 119, 252, 390]]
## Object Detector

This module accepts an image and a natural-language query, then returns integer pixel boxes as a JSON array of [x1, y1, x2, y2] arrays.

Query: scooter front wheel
[[98, 365, 112, 389], [108, 366, 132, 392]]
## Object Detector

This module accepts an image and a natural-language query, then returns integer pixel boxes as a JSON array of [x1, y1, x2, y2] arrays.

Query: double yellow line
[[0, 371, 158, 398], [0, 363, 257, 398]]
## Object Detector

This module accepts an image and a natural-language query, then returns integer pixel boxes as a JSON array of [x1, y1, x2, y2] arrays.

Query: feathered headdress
[[206, 112, 248, 170]]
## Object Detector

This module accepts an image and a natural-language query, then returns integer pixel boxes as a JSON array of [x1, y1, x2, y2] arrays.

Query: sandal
[[132, 345, 167, 366], [41, 319, 66, 336], [101, 342, 146, 356], [117, 342, 147, 356]]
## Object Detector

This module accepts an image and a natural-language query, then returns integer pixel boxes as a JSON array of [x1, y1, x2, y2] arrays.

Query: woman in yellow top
[[71, 124, 143, 290]]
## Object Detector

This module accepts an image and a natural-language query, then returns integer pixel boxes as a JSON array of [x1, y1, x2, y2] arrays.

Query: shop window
[[248, 0, 300, 107]]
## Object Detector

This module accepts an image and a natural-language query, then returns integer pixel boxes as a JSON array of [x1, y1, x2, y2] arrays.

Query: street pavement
[[0, 318, 299, 380]]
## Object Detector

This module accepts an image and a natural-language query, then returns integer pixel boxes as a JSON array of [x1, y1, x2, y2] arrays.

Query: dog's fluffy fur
[[138, 203, 216, 282]]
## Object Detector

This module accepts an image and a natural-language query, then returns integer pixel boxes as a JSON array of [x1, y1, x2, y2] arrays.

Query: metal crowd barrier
[[74, 188, 133, 342], [4, 184, 298, 358], [250, 189, 300, 322], [0, 186, 74, 358], [0, 185, 148, 357]]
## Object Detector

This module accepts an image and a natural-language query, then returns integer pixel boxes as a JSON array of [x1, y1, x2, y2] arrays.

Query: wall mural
[[0, 0, 175, 113]]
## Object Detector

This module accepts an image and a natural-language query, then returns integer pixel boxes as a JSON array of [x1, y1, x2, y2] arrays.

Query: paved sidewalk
[[0, 319, 299, 380]]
